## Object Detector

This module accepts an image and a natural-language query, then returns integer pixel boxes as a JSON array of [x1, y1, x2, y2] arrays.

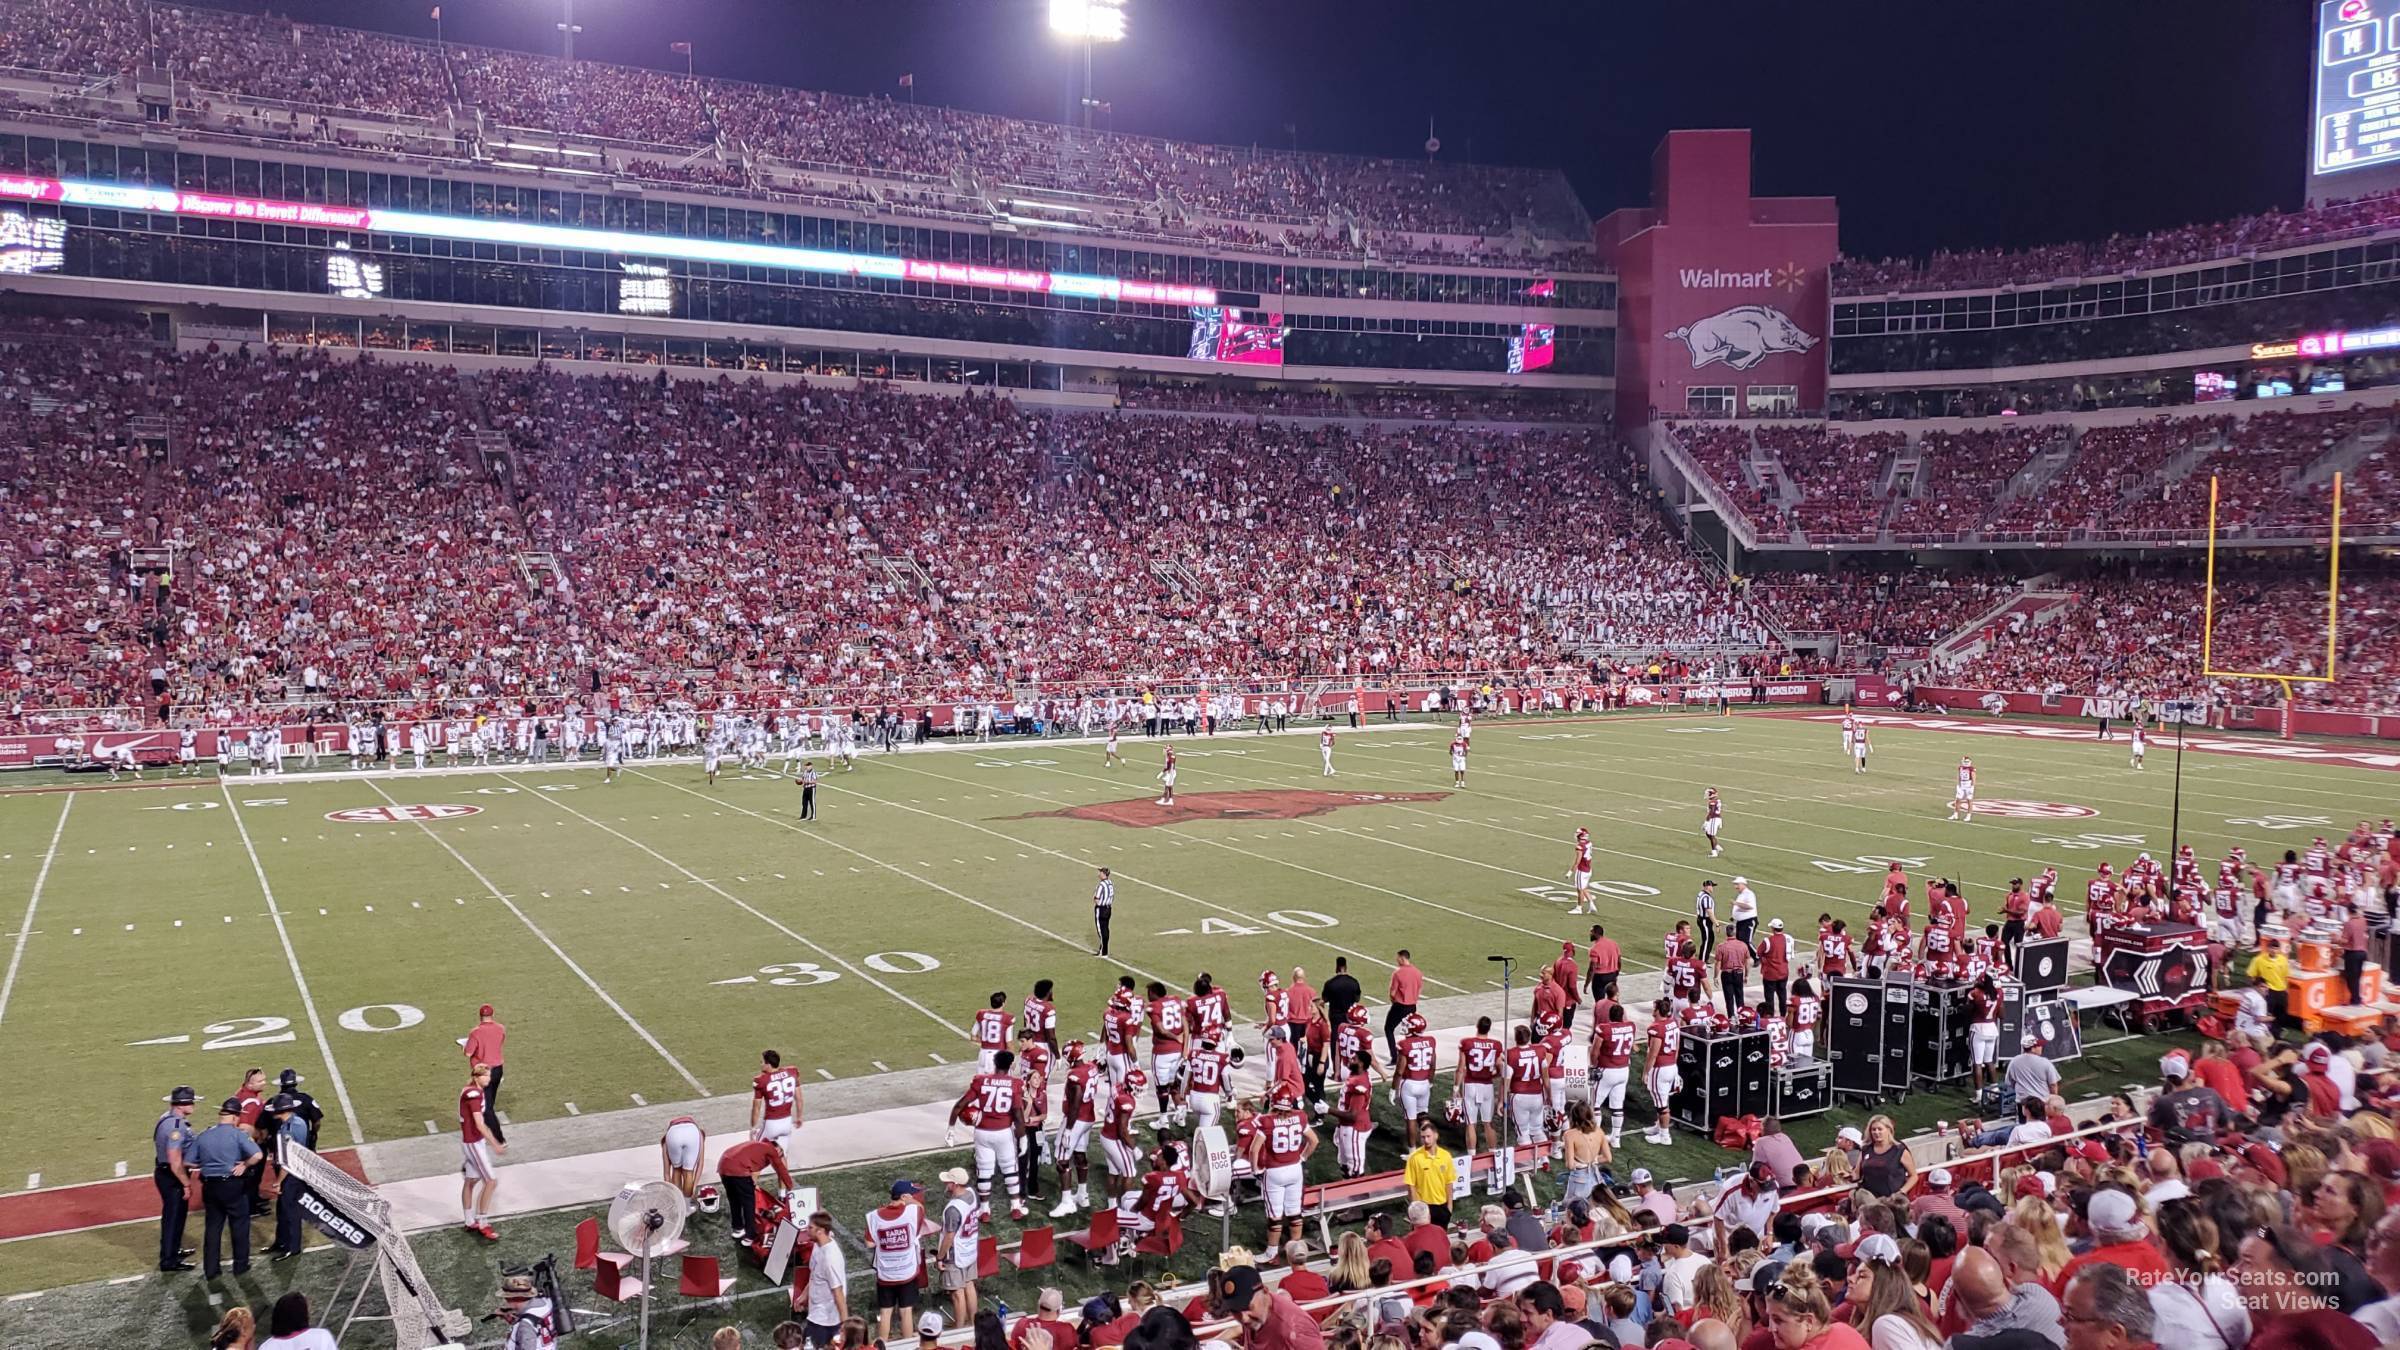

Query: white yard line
[[884, 755, 1672, 970], [0, 794, 72, 1031], [786, 769, 1470, 995], [633, 771, 1180, 990], [501, 775, 972, 1041], [219, 785, 363, 1143], [357, 778, 709, 1096]]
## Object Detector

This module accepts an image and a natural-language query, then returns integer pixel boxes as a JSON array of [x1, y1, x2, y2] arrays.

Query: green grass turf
[[0, 1024, 2190, 1347], [0, 708, 2389, 1191]]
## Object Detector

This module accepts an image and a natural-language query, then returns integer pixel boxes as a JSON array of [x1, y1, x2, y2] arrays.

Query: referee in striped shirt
[[1093, 867, 1115, 956]]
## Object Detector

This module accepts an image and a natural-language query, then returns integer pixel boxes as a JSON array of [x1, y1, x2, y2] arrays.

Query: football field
[[0, 707, 2392, 1194]]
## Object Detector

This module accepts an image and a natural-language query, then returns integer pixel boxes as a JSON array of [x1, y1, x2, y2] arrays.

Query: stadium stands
[[0, 0, 1596, 263], [1833, 187, 2400, 293]]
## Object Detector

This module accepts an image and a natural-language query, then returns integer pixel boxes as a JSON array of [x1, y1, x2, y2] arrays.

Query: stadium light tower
[[1049, 0, 1127, 130]]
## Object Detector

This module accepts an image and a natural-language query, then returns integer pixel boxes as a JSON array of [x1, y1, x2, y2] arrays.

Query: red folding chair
[[1132, 1213, 1183, 1262], [1061, 1206, 1121, 1263], [593, 1255, 643, 1303], [573, 1217, 601, 1271], [678, 1253, 736, 1300], [1011, 1226, 1056, 1272], [976, 1235, 1001, 1279]]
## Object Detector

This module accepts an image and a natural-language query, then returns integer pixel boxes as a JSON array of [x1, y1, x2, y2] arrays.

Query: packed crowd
[[0, 333, 1709, 719], [1746, 573, 2015, 649], [1758, 428, 1901, 542], [1113, 385, 1601, 426], [1884, 428, 2066, 541], [0, 0, 1592, 251], [1941, 561, 2400, 710], [1833, 186, 2400, 294]]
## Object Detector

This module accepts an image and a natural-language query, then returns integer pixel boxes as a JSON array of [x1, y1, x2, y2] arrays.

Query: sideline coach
[[154, 1086, 199, 1271]]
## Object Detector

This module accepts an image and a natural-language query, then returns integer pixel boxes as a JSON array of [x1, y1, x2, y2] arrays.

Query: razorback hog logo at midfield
[[1665, 304, 1818, 372]]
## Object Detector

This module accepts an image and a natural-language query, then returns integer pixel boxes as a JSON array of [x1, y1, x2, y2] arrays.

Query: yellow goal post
[[2200, 470, 2342, 712]]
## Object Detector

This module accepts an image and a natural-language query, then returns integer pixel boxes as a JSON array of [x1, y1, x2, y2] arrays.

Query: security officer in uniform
[[275, 1068, 322, 1150], [153, 1086, 199, 1271], [191, 1097, 262, 1278], [263, 1094, 312, 1260]]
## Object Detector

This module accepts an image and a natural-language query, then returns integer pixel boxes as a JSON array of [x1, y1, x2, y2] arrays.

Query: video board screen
[[2315, 0, 2400, 177], [1186, 307, 1286, 366], [1507, 324, 1555, 373]]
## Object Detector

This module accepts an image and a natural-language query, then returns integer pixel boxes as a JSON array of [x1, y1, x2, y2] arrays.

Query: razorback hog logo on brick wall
[[1665, 303, 1819, 372], [1007, 790, 1451, 829]]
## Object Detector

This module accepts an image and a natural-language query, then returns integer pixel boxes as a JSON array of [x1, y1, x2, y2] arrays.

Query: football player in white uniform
[[1948, 756, 1976, 822]]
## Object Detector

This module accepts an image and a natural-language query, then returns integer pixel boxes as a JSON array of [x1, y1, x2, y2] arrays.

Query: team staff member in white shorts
[[1244, 1092, 1317, 1258], [660, 1115, 705, 1197], [1966, 974, 2004, 1096]]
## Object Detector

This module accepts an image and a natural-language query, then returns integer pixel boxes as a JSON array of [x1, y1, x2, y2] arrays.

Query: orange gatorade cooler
[[2291, 970, 2346, 1029], [2295, 936, 2337, 974]]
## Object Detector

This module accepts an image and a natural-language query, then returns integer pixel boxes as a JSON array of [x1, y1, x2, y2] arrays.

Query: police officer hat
[[168, 1086, 197, 1105], [278, 1068, 305, 1088], [267, 1094, 298, 1113], [219, 1098, 245, 1116]]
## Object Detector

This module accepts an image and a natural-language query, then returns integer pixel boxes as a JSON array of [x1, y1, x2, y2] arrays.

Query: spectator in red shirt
[[2057, 1188, 2171, 1292], [1402, 1201, 1451, 1272]]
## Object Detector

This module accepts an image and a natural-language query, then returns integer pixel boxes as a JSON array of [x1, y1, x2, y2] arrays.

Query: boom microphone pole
[[1489, 954, 1513, 1192]]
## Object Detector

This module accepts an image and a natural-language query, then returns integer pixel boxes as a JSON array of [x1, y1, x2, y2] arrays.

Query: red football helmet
[[1062, 1038, 1086, 1063], [1345, 1003, 1369, 1025], [1020, 1043, 1053, 1073], [1270, 1090, 1302, 1112], [1403, 1013, 1428, 1037], [1122, 1068, 1149, 1093], [1259, 968, 1280, 990]]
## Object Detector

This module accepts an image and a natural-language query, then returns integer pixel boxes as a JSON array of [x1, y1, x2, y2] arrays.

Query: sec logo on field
[[1974, 801, 2097, 819], [324, 803, 484, 823]]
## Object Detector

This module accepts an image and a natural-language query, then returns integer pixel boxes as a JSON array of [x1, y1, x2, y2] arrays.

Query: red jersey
[[1573, 833, 1593, 875], [2032, 872, 2058, 905], [1186, 1046, 1229, 1095], [1131, 1169, 1191, 1225], [1190, 988, 1230, 1038], [1256, 1109, 1312, 1168], [1792, 993, 1821, 1031], [1506, 1043, 1546, 1095], [1100, 1087, 1138, 1143], [1540, 1029, 1569, 1079], [1021, 995, 1056, 1041], [1149, 996, 1187, 1052], [955, 1072, 1021, 1131], [1596, 1020, 1637, 1070], [973, 1007, 1014, 1052], [1668, 954, 1701, 998], [1706, 795, 1722, 822], [1586, 937, 1621, 976], [1320, 728, 1335, 749], [753, 1066, 801, 1121], [1339, 1072, 1373, 1130], [2004, 889, 2030, 921], [1967, 986, 2001, 1025], [1460, 1035, 1502, 1085], [2086, 876, 2114, 910], [1450, 737, 1467, 760], [1101, 1006, 1136, 1056], [459, 1084, 488, 1144], [1066, 1062, 1102, 1124], [1646, 1018, 1681, 1067], [1398, 1034, 1437, 1082], [1334, 1021, 1374, 1071], [1261, 987, 1290, 1025]]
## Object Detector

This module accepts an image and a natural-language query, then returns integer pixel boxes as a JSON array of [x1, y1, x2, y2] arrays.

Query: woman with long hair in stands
[[1687, 1262, 1750, 1341], [1558, 1100, 1610, 1206], [2006, 1196, 2070, 1282], [2150, 1198, 2252, 1350], [1853, 1236, 1940, 1350], [1328, 1230, 1374, 1294], [1760, 1264, 1868, 1350], [1477, 1299, 1526, 1350]]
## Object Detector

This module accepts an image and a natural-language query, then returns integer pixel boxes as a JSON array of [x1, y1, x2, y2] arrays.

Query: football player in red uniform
[[947, 1049, 1029, 1219], [1156, 745, 1177, 806], [1184, 1033, 1231, 1132], [1334, 1055, 1375, 1178], [1393, 1013, 1437, 1123], [1097, 1068, 1146, 1206], [750, 1049, 803, 1151], [1048, 1041, 1098, 1217], [1703, 789, 1724, 858], [1021, 980, 1059, 1057], [1503, 1024, 1549, 1163], [1592, 1004, 1637, 1146], [1568, 828, 1596, 914], [1189, 973, 1230, 1045], [1244, 1092, 1317, 1258], [1965, 974, 2003, 1095], [1450, 735, 1469, 788], [1642, 998, 1683, 1146], [1789, 974, 1821, 1062], [1016, 1042, 1051, 1204], [972, 992, 1015, 1075], [1146, 980, 1189, 1124], [1455, 1014, 1501, 1166]]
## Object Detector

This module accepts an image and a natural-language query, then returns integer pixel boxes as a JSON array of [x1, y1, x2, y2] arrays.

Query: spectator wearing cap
[[154, 1085, 200, 1272], [1213, 1263, 1324, 1350], [2298, 1045, 2344, 1119], [2004, 1036, 2063, 1118], [263, 1093, 312, 1260], [1270, 1242, 1329, 1305], [1821, 1127, 1863, 1186], [1758, 918, 1791, 1015], [2148, 1053, 2232, 1145], [2058, 1187, 2171, 1290], [1714, 1164, 1779, 1237], [1503, 1192, 1553, 1254], [1909, 1167, 1967, 1233], [1630, 1168, 1679, 1227], [500, 1271, 558, 1350], [463, 1004, 507, 1144], [868, 1180, 930, 1344], [915, 1312, 944, 1348], [937, 1167, 980, 1327], [191, 1095, 263, 1278], [1009, 1288, 1077, 1350], [1752, 1116, 1804, 1187]]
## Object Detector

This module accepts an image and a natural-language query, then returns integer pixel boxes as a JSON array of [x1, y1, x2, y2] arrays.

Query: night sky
[[226, 0, 2315, 261]]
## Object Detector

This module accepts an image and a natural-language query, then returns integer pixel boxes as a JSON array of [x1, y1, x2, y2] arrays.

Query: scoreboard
[[2315, 0, 2400, 183]]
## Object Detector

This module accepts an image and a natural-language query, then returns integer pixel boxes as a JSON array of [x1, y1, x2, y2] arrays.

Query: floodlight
[[1050, 0, 1127, 42]]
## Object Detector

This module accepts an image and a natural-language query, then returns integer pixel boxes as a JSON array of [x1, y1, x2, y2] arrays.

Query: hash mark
[[928, 1051, 948, 1064], [816, 1068, 835, 1080], [564, 1102, 579, 1116], [631, 1093, 648, 1106]]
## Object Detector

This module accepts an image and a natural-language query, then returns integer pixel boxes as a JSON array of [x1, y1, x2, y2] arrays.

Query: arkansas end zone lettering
[[324, 803, 483, 823]]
